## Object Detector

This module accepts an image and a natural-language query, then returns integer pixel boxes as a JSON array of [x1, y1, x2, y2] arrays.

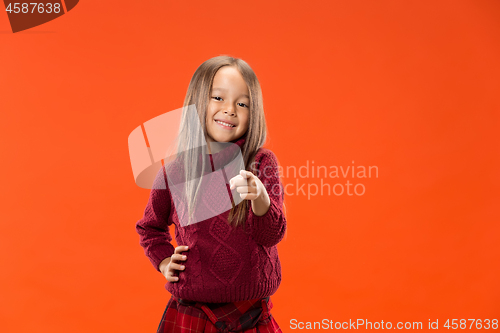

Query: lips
[[214, 119, 236, 127]]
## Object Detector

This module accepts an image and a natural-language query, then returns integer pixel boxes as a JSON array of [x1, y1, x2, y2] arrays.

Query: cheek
[[241, 116, 250, 131], [205, 107, 215, 125], [243, 121, 249, 131]]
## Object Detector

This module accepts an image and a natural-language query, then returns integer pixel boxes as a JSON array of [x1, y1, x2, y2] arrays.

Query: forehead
[[212, 67, 249, 97]]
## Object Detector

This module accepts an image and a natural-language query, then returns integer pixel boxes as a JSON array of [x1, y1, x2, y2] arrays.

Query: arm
[[250, 185, 271, 216], [135, 167, 176, 272], [245, 150, 287, 247]]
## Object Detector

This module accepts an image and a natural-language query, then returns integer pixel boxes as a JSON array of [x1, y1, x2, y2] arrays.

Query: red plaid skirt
[[156, 295, 282, 333]]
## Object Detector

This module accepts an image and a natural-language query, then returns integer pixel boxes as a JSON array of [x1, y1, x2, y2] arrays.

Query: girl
[[136, 55, 287, 332]]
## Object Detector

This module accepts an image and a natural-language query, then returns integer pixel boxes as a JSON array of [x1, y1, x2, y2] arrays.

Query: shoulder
[[252, 148, 281, 176], [151, 159, 183, 190], [254, 147, 279, 164]]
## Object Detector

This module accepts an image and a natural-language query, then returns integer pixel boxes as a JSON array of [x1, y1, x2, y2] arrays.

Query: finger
[[240, 192, 258, 200], [230, 175, 244, 188], [241, 171, 258, 188], [166, 273, 179, 282], [174, 246, 189, 254], [229, 175, 237, 189], [230, 175, 246, 189], [172, 254, 187, 262], [240, 170, 253, 178], [164, 268, 179, 282], [236, 186, 250, 194], [170, 263, 186, 271]]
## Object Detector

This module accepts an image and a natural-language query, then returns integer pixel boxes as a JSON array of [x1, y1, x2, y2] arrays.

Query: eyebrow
[[212, 87, 249, 99]]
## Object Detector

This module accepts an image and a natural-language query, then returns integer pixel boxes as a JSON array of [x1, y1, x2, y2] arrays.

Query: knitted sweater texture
[[135, 137, 287, 303]]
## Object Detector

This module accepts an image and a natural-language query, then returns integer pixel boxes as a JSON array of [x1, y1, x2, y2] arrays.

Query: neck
[[205, 135, 245, 154], [206, 141, 224, 154]]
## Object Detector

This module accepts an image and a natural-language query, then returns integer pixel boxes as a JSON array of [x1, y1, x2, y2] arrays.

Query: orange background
[[1, 1, 499, 332]]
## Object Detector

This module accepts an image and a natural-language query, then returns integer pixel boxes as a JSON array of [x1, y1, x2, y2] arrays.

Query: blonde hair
[[175, 55, 267, 228]]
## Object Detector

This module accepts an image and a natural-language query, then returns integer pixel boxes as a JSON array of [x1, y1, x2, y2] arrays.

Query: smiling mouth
[[215, 120, 236, 128]]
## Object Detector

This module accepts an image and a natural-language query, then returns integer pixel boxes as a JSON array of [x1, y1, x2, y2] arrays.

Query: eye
[[238, 103, 249, 108], [212, 96, 222, 101]]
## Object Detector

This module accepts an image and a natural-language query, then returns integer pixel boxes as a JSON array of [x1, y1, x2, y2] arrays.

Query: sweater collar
[[209, 133, 246, 154]]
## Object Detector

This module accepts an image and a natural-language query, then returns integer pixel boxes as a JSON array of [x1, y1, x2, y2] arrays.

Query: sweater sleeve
[[245, 149, 287, 247], [135, 166, 176, 272]]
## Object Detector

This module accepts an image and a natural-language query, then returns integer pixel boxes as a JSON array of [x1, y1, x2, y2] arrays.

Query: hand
[[229, 170, 265, 201], [159, 245, 188, 282]]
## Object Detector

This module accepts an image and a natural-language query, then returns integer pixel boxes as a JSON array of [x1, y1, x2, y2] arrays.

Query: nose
[[224, 108, 235, 117]]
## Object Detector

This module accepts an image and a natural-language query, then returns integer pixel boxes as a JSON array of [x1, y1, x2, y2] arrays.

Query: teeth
[[216, 120, 235, 127]]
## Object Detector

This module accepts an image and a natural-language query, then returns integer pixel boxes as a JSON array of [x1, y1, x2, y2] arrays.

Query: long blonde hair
[[175, 55, 267, 228]]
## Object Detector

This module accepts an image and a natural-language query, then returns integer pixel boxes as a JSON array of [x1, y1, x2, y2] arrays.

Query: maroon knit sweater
[[135, 136, 287, 303]]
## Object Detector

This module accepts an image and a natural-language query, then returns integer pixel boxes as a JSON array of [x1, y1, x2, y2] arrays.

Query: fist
[[229, 170, 265, 201]]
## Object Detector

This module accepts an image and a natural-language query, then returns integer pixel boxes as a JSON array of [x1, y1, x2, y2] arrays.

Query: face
[[205, 66, 250, 144]]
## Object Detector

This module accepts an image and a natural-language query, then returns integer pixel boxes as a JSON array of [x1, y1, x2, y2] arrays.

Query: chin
[[214, 137, 232, 143], [210, 132, 235, 143]]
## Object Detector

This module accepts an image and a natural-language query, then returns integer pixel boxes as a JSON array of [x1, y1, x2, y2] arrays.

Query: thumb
[[240, 170, 252, 178]]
